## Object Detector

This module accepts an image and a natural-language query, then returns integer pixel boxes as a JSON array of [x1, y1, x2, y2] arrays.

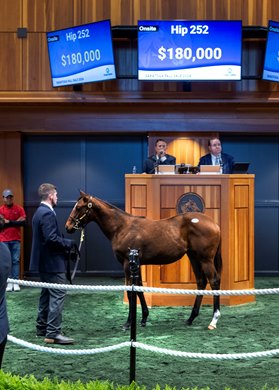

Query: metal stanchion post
[[128, 249, 140, 384]]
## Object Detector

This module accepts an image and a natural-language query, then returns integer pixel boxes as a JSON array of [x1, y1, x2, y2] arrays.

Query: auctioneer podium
[[125, 173, 255, 306]]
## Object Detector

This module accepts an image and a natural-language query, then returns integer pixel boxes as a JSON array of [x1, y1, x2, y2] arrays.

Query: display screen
[[46, 20, 116, 87], [138, 20, 242, 81], [262, 20, 279, 82]]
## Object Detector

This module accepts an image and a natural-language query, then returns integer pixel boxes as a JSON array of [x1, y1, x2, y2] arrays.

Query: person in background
[[198, 137, 235, 174], [0, 215, 11, 369], [143, 138, 176, 174], [29, 183, 78, 345], [0, 189, 26, 292]]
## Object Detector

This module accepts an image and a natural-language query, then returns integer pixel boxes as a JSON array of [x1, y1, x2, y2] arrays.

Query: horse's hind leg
[[208, 275, 221, 330], [186, 271, 207, 326], [186, 295, 204, 326], [207, 243, 222, 330], [207, 295, 221, 330]]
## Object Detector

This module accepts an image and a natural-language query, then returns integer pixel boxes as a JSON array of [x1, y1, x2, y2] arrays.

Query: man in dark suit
[[0, 216, 11, 368], [30, 183, 77, 345], [143, 138, 176, 174], [198, 137, 235, 174]]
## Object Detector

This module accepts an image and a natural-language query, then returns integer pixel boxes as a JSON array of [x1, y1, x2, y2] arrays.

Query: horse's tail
[[214, 239, 223, 276]]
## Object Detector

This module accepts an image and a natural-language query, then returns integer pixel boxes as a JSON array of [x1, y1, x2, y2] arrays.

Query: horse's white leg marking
[[208, 309, 221, 330]]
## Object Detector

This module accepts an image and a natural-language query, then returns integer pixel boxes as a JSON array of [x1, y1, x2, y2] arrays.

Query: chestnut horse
[[65, 191, 222, 330]]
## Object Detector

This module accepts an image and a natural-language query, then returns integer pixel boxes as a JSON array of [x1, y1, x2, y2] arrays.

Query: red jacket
[[0, 204, 26, 242]]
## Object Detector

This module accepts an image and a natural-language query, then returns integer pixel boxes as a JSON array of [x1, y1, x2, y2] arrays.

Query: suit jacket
[[29, 203, 73, 273], [143, 154, 176, 174], [198, 153, 235, 174], [0, 243, 11, 343]]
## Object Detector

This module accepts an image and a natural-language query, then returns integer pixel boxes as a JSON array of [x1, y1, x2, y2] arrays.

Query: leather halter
[[68, 196, 93, 230], [70, 228, 85, 282]]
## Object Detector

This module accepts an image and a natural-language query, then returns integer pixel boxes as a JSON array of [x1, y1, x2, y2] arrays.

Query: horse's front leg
[[137, 291, 149, 327], [122, 256, 149, 330], [122, 282, 149, 330], [137, 269, 149, 326], [122, 258, 134, 331], [122, 290, 132, 331]]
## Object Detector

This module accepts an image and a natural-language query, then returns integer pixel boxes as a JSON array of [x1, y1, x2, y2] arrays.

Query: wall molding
[[1, 99, 279, 134]]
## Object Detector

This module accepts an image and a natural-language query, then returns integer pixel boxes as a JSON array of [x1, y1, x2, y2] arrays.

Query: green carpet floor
[[3, 276, 279, 390]]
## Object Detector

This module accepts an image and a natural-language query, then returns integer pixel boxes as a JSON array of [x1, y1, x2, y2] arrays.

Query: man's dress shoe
[[44, 334, 74, 344]]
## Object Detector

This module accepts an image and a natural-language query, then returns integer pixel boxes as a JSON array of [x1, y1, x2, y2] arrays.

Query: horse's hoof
[[140, 320, 147, 327], [208, 324, 216, 330], [185, 320, 193, 326], [122, 322, 130, 331], [208, 310, 220, 330]]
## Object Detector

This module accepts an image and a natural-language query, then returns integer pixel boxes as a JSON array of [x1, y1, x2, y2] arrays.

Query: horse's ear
[[79, 190, 88, 198]]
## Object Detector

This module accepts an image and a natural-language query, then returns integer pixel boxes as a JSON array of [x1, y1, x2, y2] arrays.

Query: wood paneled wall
[[0, 132, 23, 201], [0, 132, 24, 276], [1, 0, 279, 94]]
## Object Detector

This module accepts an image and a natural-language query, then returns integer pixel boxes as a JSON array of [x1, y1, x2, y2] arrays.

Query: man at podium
[[198, 137, 235, 174], [143, 138, 176, 174]]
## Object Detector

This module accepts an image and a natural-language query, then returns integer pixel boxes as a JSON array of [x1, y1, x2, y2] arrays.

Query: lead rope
[[71, 228, 85, 282]]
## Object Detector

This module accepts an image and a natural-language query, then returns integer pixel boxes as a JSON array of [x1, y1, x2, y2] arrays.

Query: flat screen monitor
[[232, 162, 250, 174], [46, 19, 116, 87], [138, 20, 242, 81], [262, 20, 279, 82]]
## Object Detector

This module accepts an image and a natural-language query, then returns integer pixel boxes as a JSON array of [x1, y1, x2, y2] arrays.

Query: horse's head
[[65, 190, 93, 233]]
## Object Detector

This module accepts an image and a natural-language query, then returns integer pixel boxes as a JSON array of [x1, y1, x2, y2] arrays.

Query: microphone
[[154, 151, 164, 173], [159, 150, 167, 165], [217, 154, 223, 173]]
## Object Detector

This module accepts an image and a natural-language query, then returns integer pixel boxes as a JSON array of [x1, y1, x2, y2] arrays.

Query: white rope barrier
[[6, 278, 279, 361], [7, 335, 130, 355], [133, 342, 279, 360], [7, 278, 279, 296], [7, 335, 279, 361], [132, 286, 279, 296], [7, 278, 127, 292]]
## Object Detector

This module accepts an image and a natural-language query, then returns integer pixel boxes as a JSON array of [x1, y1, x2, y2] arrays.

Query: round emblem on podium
[[176, 192, 205, 214]]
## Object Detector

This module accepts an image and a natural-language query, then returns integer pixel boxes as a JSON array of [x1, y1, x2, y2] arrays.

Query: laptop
[[199, 165, 221, 174], [232, 162, 250, 174], [158, 164, 176, 174]]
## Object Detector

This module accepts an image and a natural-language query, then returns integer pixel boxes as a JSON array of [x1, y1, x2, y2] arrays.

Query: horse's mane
[[88, 195, 143, 217], [96, 196, 127, 214], [84, 194, 189, 221]]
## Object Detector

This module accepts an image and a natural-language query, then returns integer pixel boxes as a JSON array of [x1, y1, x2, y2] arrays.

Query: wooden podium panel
[[125, 173, 255, 306]]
